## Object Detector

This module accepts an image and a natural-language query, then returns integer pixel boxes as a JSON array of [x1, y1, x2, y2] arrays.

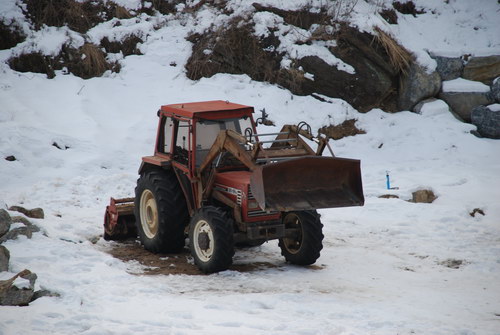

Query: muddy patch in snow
[[106, 240, 283, 276]]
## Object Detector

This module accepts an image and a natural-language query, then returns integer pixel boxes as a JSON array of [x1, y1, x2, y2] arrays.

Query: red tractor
[[104, 100, 364, 273]]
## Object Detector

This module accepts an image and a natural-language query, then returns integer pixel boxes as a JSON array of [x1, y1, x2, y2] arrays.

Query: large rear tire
[[134, 169, 188, 253], [278, 211, 324, 265], [189, 206, 234, 273]]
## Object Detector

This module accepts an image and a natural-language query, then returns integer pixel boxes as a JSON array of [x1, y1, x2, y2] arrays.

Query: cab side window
[[160, 117, 174, 154], [174, 120, 190, 165]]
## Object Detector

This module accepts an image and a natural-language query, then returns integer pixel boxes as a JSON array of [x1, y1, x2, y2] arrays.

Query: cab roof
[[160, 100, 254, 120]]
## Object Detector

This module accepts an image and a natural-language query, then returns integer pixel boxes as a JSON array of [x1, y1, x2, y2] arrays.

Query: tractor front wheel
[[134, 170, 188, 253], [278, 211, 324, 265], [189, 206, 234, 273]]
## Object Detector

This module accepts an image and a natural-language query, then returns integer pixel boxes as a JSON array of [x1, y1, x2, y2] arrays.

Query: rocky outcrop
[[463, 56, 500, 84], [491, 78, 500, 102], [186, 18, 402, 112], [433, 56, 463, 81], [0, 208, 48, 306], [471, 105, 500, 139], [0, 209, 11, 237], [398, 62, 441, 111], [439, 91, 492, 122], [8, 206, 44, 219], [0, 269, 37, 306], [0, 246, 9, 271]]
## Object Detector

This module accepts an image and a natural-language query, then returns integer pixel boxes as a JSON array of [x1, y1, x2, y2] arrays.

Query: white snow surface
[[1, 1, 500, 334], [442, 78, 491, 93]]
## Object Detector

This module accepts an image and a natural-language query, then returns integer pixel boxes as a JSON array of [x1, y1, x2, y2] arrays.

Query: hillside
[[1, 0, 500, 334]]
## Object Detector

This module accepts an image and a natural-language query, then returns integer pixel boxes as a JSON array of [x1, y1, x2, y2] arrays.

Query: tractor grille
[[247, 186, 279, 217]]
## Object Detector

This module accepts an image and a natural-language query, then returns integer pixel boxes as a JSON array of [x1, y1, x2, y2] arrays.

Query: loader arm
[[196, 129, 258, 207]]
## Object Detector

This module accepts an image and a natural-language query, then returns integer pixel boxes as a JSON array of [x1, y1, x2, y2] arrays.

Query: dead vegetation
[[101, 35, 144, 56], [374, 26, 412, 76], [9, 43, 120, 79], [393, 1, 425, 16], [380, 8, 398, 24], [186, 19, 281, 83], [0, 21, 25, 50], [318, 119, 366, 140], [23, 0, 106, 33]]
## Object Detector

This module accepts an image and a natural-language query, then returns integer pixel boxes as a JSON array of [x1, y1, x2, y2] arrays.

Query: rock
[[0, 209, 12, 238], [463, 55, 500, 84], [8, 206, 44, 219], [0, 246, 10, 271], [439, 91, 492, 122], [410, 189, 437, 203], [4, 155, 16, 161], [379, 194, 399, 199], [491, 77, 500, 102], [32, 289, 60, 301], [0, 269, 36, 306], [11, 216, 32, 226], [469, 208, 485, 217], [433, 56, 463, 80], [471, 105, 500, 139], [413, 98, 437, 114], [398, 62, 441, 111], [0, 225, 40, 243]]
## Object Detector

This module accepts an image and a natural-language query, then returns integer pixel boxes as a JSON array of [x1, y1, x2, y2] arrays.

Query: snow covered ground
[[1, 0, 500, 334]]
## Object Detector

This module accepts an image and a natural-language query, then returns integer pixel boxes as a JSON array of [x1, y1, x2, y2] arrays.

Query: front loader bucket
[[250, 156, 364, 212], [103, 197, 137, 240]]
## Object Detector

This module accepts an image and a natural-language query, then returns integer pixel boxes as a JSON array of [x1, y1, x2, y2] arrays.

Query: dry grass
[[112, 4, 132, 19], [318, 119, 366, 140], [80, 44, 108, 76], [186, 19, 280, 83], [374, 26, 412, 75]]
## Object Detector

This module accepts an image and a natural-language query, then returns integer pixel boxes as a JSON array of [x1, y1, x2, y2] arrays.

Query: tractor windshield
[[195, 117, 253, 166]]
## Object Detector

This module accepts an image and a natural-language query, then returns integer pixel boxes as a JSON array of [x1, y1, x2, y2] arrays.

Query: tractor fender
[[138, 156, 171, 175]]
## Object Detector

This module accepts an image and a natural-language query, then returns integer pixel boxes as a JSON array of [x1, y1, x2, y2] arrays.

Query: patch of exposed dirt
[[380, 8, 398, 24], [439, 258, 466, 269], [107, 239, 281, 275], [0, 21, 25, 50], [252, 3, 329, 30], [393, 1, 426, 16], [100, 35, 143, 56], [469, 208, 485, 217], [9, 43, 120, 79], [318, 119, 366, 140]]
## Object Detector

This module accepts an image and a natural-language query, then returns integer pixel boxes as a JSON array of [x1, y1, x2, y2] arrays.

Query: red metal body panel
[[215, 171, 281, 223], [160, 100, 254, 120]]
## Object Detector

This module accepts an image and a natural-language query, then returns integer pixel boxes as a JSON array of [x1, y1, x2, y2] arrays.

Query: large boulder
[[439, 92, 492, 122], [491, 77, 500, 103], [463, 55, 500, 84], [439, 78, 493, 122], [0, 209, 11, 238], [0, 269, 37, 306], [398, 62, 441, 111], [471, 105, 500, 139], [8, 206, 44, 219], [0, 246, 9, 271], [433, 56, 463, 81]]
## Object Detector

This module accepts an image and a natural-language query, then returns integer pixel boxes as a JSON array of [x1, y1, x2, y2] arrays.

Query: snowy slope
[[1, 0, 500, 334]]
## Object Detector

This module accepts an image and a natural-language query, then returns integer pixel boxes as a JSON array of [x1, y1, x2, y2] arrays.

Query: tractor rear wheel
[[278, 211, 324, 265], [189, 206, 234, 273], [134, 170, 188, 253]]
